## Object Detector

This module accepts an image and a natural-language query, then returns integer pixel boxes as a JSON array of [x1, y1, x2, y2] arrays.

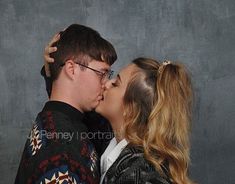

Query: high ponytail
[[150, 61, 193, 184], [123, 58, 194, 184]]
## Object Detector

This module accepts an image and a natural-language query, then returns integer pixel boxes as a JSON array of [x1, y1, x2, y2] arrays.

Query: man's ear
[[63, 60, 78, 80]]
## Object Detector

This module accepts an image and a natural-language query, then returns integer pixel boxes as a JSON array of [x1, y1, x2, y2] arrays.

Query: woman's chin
[[95, 100, 110, 120], [95, 103, 112, 121]]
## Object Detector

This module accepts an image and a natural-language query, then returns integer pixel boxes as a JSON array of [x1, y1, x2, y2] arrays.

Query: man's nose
[[101, 77, 109, 85]]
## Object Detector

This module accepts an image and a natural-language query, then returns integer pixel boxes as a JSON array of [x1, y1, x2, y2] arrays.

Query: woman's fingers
[[44, 33, 60, 63], [48, 33, 60, 47], [44, 48, 54, 63], [44, 55, 54, 63], [43, 31, 62, 77], [48, 47, 57, 54]]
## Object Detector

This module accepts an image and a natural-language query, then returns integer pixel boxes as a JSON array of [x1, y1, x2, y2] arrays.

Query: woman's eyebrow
[[117, 74, 122, 83]]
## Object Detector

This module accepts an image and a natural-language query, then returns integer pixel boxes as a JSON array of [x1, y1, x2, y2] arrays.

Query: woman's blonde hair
[[123, 57, 194, 184]]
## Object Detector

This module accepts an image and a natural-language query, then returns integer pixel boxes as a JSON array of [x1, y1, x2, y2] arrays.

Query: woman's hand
[[44, 33, 60, 77]]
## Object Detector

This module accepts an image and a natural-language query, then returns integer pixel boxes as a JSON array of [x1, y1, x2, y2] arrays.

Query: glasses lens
[[108, 70, 114, 79]]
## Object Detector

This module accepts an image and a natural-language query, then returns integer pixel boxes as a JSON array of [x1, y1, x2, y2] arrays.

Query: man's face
[[75, 60, 111, 112]]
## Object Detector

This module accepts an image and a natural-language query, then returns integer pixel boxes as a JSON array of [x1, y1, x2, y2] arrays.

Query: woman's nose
[[103, 79, 114, 90]]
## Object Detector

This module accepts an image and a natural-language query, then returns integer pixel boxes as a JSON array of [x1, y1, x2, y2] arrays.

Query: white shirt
[[100, 137, 128, 184]]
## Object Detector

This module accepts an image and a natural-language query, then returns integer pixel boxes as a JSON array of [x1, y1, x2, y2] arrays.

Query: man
[[15, 24, 117, 184]]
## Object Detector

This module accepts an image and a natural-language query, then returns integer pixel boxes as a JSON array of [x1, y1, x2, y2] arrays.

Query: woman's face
[[95, 64, 137, 122]]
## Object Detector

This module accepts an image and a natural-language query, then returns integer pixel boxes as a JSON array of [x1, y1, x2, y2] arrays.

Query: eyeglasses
[[60, 61, 114, 81]]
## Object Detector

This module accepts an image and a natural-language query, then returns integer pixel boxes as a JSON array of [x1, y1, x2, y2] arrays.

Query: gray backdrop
[[0, 0, 235, 183]]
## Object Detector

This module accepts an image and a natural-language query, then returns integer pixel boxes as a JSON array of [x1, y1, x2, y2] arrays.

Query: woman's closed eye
[[112, 81, 118, 87], [111, 77, 120, 87], [111, 74, 121, 87]]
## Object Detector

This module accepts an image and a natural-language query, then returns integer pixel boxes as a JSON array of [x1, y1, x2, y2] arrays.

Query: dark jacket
[[102, 144, 172, 184], [15, 101, 100, 184]]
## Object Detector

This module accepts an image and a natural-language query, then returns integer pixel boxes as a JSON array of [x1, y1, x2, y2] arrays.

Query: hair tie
[[163, 60, 171, 66], [158, 60, 171, 74]]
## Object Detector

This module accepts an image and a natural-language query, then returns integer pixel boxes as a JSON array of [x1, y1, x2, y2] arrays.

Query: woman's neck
[[109, 119, 125, 143]]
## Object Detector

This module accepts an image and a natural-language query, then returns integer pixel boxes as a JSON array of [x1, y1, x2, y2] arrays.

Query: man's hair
[[49, 24, 117, 80]]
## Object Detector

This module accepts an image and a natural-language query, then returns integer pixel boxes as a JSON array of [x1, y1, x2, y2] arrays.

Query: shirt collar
[[100, 137, 128, 176], [107, 138, 128, 163], [42, 101, 84, 121]]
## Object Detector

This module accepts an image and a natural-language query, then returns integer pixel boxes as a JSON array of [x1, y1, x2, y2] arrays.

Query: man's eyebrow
[[99, 68, 109, 72], [102, 69, 109, 72]]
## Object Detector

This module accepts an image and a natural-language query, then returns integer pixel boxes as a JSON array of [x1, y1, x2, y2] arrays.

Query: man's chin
[[83, 101, 99, 112], [92, 100, 100, 111]]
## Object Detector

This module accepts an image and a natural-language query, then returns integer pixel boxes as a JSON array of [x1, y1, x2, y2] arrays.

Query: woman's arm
[[40, 66, 52, 97], [41, 33, 60, 97]]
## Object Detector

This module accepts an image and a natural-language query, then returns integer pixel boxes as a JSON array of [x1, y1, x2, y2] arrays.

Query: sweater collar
[[42, 101, 84, 121]]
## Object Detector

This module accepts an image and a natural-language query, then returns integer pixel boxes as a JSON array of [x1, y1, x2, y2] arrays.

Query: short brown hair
[[49, 24, 117, 80]]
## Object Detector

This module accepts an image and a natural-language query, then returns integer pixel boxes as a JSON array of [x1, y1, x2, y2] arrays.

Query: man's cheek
[[96, 85, 102, 94]]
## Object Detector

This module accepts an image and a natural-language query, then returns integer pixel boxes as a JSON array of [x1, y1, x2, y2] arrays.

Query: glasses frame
[[60, 60, 114, 81]]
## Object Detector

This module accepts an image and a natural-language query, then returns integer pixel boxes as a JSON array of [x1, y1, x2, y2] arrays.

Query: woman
[[44, 36, 194, 184], [95, 58, 193, 184]]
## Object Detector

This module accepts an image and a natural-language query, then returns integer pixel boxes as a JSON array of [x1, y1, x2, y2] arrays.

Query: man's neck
[[50, 85, 83, 113]]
